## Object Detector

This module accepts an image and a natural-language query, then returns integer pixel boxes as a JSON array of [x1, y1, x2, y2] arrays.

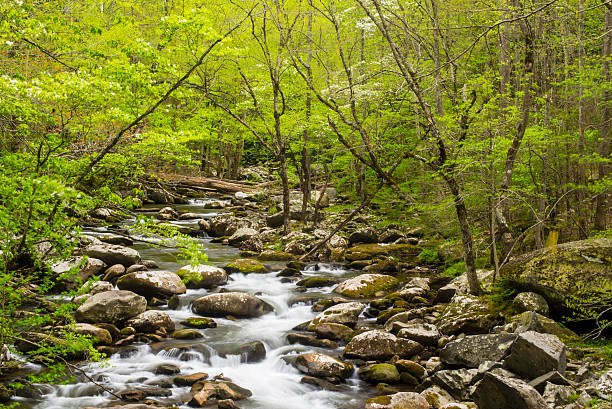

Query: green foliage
[[417, 249, 439, 264], [443, 262, 466, 278]]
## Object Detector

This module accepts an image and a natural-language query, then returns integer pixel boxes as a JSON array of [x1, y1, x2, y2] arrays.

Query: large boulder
[[396, 323, 441, 346], [294, 353, 354, 381], [509, 311, 579, 341], [51, 257, 106, 290], [334, 274, 399, 298], [192, 292, 273, 318], [500, 238, 612, 315], [208, 214, 254, 237], [365, 392, 431, 409], [504, 331, 566, 379], [343, 330, 423, 361], [431, 369, 478, 400], [77, 243, 141, 267], [513, 292, 549, 316], [72, 323, 112, 346], [348, 228, 378, 244], [223, 259, 267, 274], [345, 243, 421, 263], [75, 290, 147, 325], [472, 372, 548, 409], [175, 264, 228, 289], [437, 295, 500, 335], [440, 334, 516, 368], [228, 228, 258, 246], [309, 302, 365, 328], [125, 310, 175, 334], [117, 270, 186, 299]]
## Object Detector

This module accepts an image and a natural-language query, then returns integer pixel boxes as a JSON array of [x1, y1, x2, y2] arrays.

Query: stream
[[27, 198, 370, 409]]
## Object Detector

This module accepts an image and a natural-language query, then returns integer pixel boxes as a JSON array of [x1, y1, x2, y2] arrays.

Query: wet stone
[[155, 363, 181, 375]]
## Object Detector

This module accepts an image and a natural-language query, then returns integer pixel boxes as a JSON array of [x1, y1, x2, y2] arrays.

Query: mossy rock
[[345, 243, 421, 263], [223, 258, 268, 274], [376, 308, 409, 324], [297, 276, 340, 288], [180, 317, 217, 329], [172, 329, 204, 340], [358, 363, 400, 384], [258, 250, 295, 261], [500, 238, 612, 317], [334, 274, 399, 298]]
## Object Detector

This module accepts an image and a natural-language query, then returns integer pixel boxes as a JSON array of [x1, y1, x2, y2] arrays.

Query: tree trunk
[[447, 174, 482, 295], [300, 14, 313, 223], [496, 14, 535, 264], [595, 7, 611, 231], [577, 0, 589, 238]]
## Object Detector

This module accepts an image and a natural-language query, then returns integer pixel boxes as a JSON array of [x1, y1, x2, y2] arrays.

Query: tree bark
[[496, 10, 535, 264], [595, 6, 611, 231]]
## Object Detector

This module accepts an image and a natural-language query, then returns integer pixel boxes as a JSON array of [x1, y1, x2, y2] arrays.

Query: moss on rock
[[334, 274, 399, 298], [223, 258, 268, 274]]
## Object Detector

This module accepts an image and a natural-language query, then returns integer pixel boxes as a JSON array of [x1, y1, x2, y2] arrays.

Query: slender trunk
[[496, 14, 535, 264], [432, 0, 444, 115], [577, 0, 588, 238], [447, 174, 481, 295], [595, 7, 611, 231], [300, 14, 313, 223]]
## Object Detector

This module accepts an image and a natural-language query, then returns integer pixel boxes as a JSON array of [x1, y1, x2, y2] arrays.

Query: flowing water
[[26, 199, 371, 409]]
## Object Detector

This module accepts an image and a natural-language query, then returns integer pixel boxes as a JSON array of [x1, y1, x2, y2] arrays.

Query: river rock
[[258, 250, 294, 261], [85, 280, 114, 295], [513, 292, 549, 316], [158, 206, 179, 220], [190, 380, 252, 406], [72, 323, 112, 345], [348, 228, 378, 244], [365, 392, 431, 409], [500, 238, 612, 315], [174, 372, 208, 387], [504, 331, 566, 379], [77, 243, 141, 267], [472, 372, 548, 409], [228, 227, 258, 246], [223, 258, 267, 274], [219, 340, 266, 363], [172, 329, 203, 339], [175, 264, 228, 289], [440, 334, 516, 368], [192, 292, 273, 318], [395, 360, 426, 379], [117, 270, 186, 299], [75, 290, 147, 325], [431, 369, 478, 400], [287, 333, 337, 349], [126, 310, 175, 334], [344, 243, 421, 263], [312, 323, 354, 341], [294, 353, 354, 381], [597, 369, 612, 400], [334, 274, 399, 298], [103, 264, 126, 281], [208, 214, 253, 237], [52, 257, 106, 290], [359, 363, 401, 383], [437, 295, 500, 335], [309, 302, 365, 328], [509, 311, 579, 341], [397, 323, 441, 346], [343, 330, 423, 361], [421, 386, 455, 408], [181, 317, 217, 329]]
